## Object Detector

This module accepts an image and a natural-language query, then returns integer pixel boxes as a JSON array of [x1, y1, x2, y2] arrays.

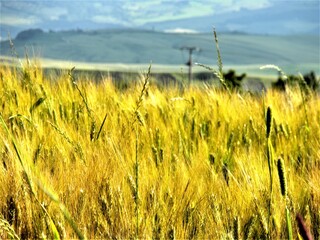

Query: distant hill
[[0, 29, 319, 74]]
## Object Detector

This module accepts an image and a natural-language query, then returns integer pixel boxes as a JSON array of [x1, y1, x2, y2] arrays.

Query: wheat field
[[0, 59, 319, 239]]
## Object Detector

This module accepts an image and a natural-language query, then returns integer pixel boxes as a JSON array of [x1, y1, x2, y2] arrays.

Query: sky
[[0, 0, 319, 37], [0, 0, 270, 26]]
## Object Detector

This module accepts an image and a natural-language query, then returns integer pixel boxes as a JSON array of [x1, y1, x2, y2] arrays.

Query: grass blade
[[286, 207, 293, 240], [95, 113, 108, 140]]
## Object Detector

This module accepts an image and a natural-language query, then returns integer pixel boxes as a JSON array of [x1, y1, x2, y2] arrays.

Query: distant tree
[[272, 72, 287, 91], [272, 71, 319, 91], [303, 71, 318, 91], [223, 69, 246, 90], [16, 29, 44, 40]]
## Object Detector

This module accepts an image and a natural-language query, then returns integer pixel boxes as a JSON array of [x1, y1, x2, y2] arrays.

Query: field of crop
[[0, 57, 319, 239]]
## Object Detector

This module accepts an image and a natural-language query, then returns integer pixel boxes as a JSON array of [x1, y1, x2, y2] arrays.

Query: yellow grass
[[0, 60, 319, 239]]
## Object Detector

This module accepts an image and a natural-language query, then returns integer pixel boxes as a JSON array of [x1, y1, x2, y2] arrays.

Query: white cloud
[[106, 0, 272, 25], [0, 15, 39, 26], [209, 0, 271, 13], [40, 7, 68, 21], [164, 28, 198, 34], [120, 1, 216, 25], [91, 15, 129, 25]]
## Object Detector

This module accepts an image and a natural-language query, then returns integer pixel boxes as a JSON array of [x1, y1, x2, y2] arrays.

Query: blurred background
[[0, 0, 319, 77]]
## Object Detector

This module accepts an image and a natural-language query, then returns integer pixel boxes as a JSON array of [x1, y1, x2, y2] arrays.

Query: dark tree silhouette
[[223, 69, 246, 90], [272, 71, 319, 91], [16, 29, 44, 40]]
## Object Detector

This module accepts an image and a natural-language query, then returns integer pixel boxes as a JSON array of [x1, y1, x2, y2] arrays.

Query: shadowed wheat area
[[0, 60, 319, 239]]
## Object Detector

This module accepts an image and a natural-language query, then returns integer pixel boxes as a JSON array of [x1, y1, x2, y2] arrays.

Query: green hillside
[[0, 29, 319, 74]]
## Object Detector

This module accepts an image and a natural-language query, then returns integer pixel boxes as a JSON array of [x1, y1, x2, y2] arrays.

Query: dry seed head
[[159, 148, 164, 162], [151, 145, 159, 167], [227, 132, 234, 150], [266, 106, 272, 138], [135, 110, 145, 126], [146, 189, 155, 211], [13, 90, 19, 106], [29, 97, 46, 114], [59, 103, 64, 120], [90, 121, 96, 141], [233, 216, 240, 240], [243, 216, 255, 240], [280, 123, 289, 138], [167, 225, 175, 240], [56, 220, 67, 239], [0, 217, 20, 239], [277, 158, 287, 197], [209, 153, 215, 165], [171, 154, 178, 172], [258, 209, 269, 237], [153, 212, 162, 239], [127, 175, 137, 201], [222, 163, 229, 186], [52, 110, 57, 124]]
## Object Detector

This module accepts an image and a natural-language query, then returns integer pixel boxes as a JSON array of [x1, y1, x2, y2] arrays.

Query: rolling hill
[[0, 29, 319, 75]]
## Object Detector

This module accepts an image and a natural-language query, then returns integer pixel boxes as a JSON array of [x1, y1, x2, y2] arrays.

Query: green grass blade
[[286, 207, 293, 240]]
